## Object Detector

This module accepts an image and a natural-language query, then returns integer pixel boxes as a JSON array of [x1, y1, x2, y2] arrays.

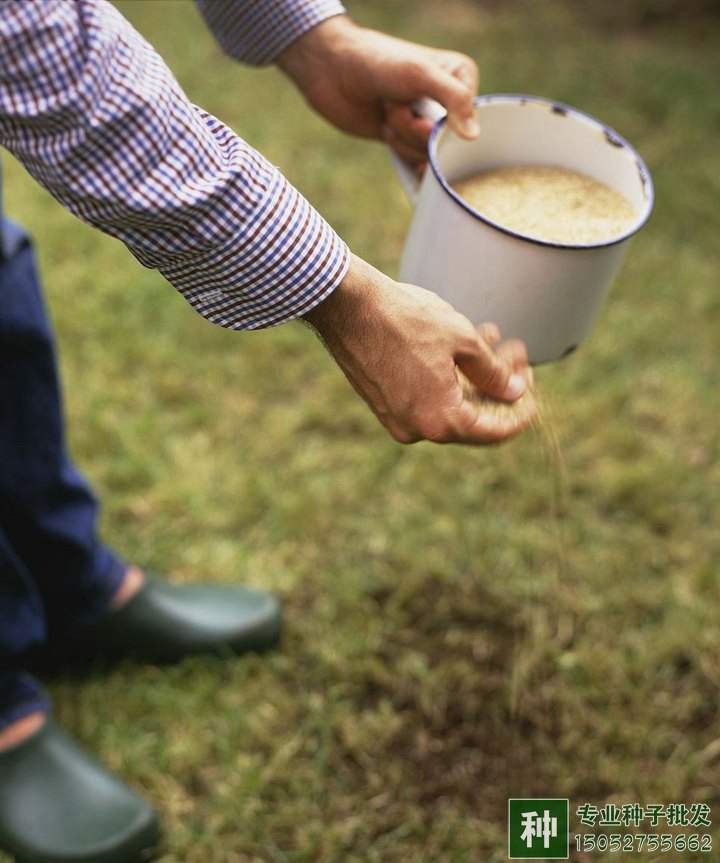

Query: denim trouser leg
[[0, 523, 49, 730], [0, 219, 125, 728]]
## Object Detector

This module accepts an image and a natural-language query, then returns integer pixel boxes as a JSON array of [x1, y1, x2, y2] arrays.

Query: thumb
[[455, 338, 527, 402], [415, 56, 479, 139]]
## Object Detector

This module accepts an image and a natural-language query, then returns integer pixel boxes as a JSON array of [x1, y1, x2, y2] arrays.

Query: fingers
[[390, 355, 535, 448], [415, 51, 479, 139], [448, 54, 479, 95], [495, 337, 527, 368], [401, 377, 536, 446], [477, 321, 501, 347], [453, 391, 537, 445], [495, 339, 535, 392], [385, 47, 478, 149], [383, 131, 427, 166], [456, 335, 527, 403], [382, 102, 434, 163], [442, 51, 480, 102], [446, 333, 536, 445]]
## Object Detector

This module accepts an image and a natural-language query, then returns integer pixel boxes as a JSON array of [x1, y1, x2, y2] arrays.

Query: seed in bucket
[[452, 165, 636, 245]]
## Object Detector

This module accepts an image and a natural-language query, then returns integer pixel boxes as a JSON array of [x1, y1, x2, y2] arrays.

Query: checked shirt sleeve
[[0, 0, 349, 330], [195, 0, 347, 66]]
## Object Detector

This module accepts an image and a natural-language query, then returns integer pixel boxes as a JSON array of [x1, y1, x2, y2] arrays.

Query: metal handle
[[389, 98, 447, 203]]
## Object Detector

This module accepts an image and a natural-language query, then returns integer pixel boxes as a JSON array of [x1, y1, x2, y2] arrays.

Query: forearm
[[0, 0, 349, 329], [276, 15, 356, 83]]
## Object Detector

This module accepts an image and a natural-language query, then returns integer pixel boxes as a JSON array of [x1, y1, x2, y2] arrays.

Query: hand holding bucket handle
[[389, 98, 447, 201]]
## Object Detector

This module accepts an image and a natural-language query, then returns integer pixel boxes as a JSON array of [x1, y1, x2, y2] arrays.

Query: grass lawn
[[2, 1, 719, 860]]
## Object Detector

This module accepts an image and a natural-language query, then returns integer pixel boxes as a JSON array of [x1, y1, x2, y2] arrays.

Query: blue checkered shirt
[[0, 0, 349, 329]]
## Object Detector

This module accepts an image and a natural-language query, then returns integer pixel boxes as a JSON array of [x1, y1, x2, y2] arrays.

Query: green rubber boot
[[0, 718, 159, 862], [30, 576, 282, 670], [83, 577, 283, 663]]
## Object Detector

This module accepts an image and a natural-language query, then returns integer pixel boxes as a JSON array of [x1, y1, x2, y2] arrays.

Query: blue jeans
[[0, 217, 125, 730]]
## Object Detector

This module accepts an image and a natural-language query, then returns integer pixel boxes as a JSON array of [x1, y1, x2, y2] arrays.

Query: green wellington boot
[[0, 718, 159, 863], [37, 576, 283, 670]]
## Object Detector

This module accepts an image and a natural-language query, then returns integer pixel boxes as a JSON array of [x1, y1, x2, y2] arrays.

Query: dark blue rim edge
[[427, 94, 655, 251]]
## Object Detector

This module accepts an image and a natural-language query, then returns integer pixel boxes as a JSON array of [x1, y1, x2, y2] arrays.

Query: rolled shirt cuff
[[196, 0, 347, 66], [160, 163, 350, 330]]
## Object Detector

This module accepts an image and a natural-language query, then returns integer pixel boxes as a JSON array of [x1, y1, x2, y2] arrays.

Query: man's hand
[[277, 15, 479, 167], [304, 256, 535, 446]]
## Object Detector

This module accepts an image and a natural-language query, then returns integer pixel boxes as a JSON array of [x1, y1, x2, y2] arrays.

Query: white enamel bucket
[[394, 95, 654, 364]]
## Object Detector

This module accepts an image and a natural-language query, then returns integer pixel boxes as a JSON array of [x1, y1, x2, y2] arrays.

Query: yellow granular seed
[[456, 370, 571, 721], [452, 164, 636, 245], [456, 367, 537, 428]]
